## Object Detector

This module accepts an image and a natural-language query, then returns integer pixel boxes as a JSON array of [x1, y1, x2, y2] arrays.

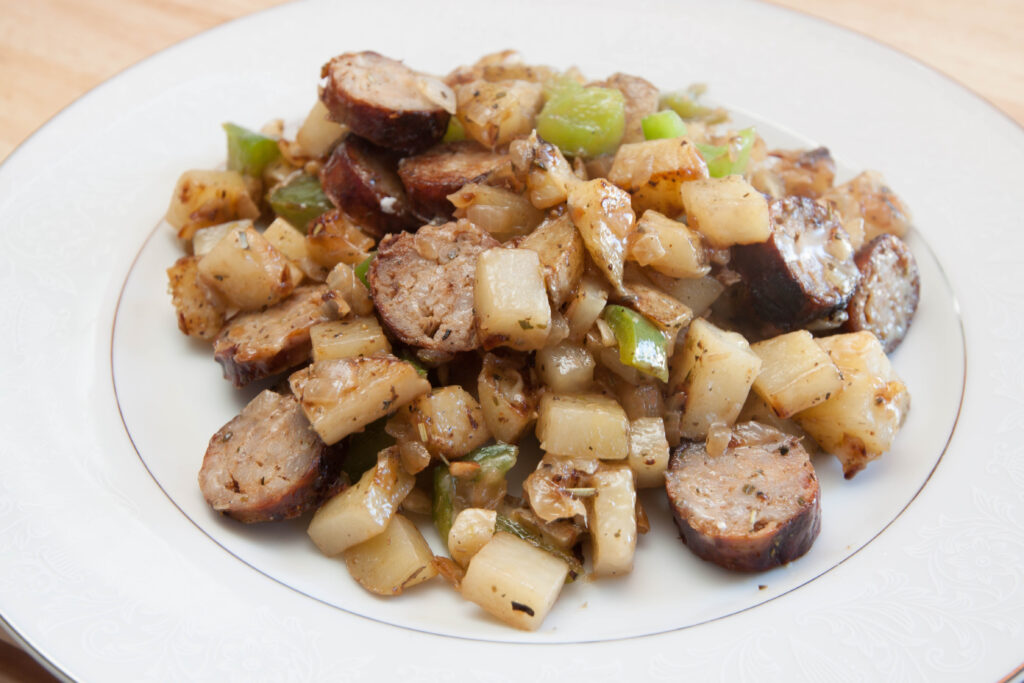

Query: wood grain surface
[[1, 0, 1021, 680]]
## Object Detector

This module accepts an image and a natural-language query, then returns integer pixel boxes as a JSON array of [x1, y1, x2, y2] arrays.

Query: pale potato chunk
[[478, 353, 537, 443], [680, 175, 771, 248], [461, 532, 569, 631], [448, 508, 497, 567], [508, 131, 581, 209], [536, 393, 629, 460], [670, 318, 763, 439], [166, 169, 259, 241], [392, 386, 491, 459], [310, 317, 391, 361], [567, 179, 636, 290], [455, 79, 544, 149], [536, 342, 595, 394], [795, 331, 910, 478], [450, 183, 544, 242], [565, 272, 610, 341], [647, 273, 725, 318], [518, 213, 585, 307], [607, 137, 708, 216], [632, 210, 710, 279], [751, 330, 844, 418], [628, 417, 670, 488], [296, 99, 347, 158], [476, 247, 551, 351], [191, 221, 241, 258], [264, 217, 328, 282], [589, 464, 637, 577], [343, 514, 437, 595], [197, 222, 298, 311], [308, 448, 414, 556], [289, 356, 431, 445]]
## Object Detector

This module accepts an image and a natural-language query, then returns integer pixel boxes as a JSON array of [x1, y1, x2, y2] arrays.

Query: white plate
[[1, 0, 1022, 680]]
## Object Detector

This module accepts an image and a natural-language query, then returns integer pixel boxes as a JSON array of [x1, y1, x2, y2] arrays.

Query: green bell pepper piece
[[354, 253, 374, 287], [223, 122, 281, 177], [601, 305, 669, 382], [536, 82, 625, 158], [267, 173, 334, 233], [696, 127, 756, 178], [641, 110, 688, 140]]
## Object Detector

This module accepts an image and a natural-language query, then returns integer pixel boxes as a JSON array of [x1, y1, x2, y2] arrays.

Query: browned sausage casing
[[199, 390, 346, 523], [320, 135, 420, 239], [397, 141, 510, 222], [368, 219, 498, 352], [842, 233, 920, 353], [731, 196, 860, 329], [665, 422, 821, 571], [320, 51, 451, 154]]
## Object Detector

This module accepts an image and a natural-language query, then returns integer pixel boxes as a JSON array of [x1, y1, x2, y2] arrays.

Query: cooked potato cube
[[478, 353, 537, 444], [565, 272, 610, 341], [197, 222, 298, 311], [795, 331, 910, 478], [567, 179, 636, 290], [647, 273, 725, 317], [166, 255, 225, 341], [618, 281, 693, 345], [475, 247, 551, 351], [166, 169, 259, 241], [308, 448, 414, 556], [448, 508, 498, 567], [628, 417, 670, 488], [509, 132, 581, 209], [264, 217, 328, 282], [536, 393, 629, 460], [589, 464, 637, 577], [461, 532, 569, 631], [632, 210, 710, 279], [393, 386, 491, 459], [518, 213, 585, 307], [343, 514, 437, 595], [680, 175, 771, 248], [455, 79, 544, 149], [289, 356, 431, 445], [310, 318, 390, 361], [296, 99, 347, 158], [191, 221, 241, 258], [536, 342, 595, 394], [751, 330, 844, 418], [670, 318, 763, 439], [607, 137, 708, 216], [450, 183, 544, 242]]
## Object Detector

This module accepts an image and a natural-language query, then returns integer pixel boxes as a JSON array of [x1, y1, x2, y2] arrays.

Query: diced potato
[[310, 317, 390, 361], [670, 318, 763, 439], [823, 170, 911, 250], [615, 381, 664, 421], [588, 464, 637, 577], [536, 342, 595, 394], [647, 272, 725, 317], [308, 448, 414, 556], [296, 99, 347, 159], [567, 179, 636, 290], [307, 210, 375, 269], [518, 213, 585, 307], [166, 169, 259, 241], [632, 210, 710, 279], [196, 222, 298, 311], [325, 261, 373, 316], [536, 393, 629, 460], [343, 514, 437, 595], [289, 356, 431, 445], [751, 330, 844, 418], [448, 508, 497, 567], [166, 255, 225, 341], [628, 417, 670, 488], [264, 217, 328, 282], [475, 248, 551, 351], [607, 137, 709, 216], [460, 532, 569, 631], [450, 184, 544, 242], [455, 79, 544, 149], [795, 331, 910, 478], [617, 281, 693, 346], [508, 132, 581, 209], [391, 386, 490, 460], [191, 221, 242, 258], [680, 175, 771, 248], [565, 271, 610, 341], [478, 353, 537, 443]]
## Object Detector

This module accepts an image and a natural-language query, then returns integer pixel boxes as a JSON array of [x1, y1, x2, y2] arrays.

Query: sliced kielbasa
[[842, 233, 920, 353], [397, 141, 510, 222], [664, 422, 821, 572]]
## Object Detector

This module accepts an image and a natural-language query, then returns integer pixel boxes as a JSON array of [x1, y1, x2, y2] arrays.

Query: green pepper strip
[[602, 305, 669, 382], [641, 110, 688, 140], [697, 127, 756, 178], [267, 174, 334, 234], [223, 122, 281, 177], [432, 466, 456, 542], [354, 253, 374, 287]]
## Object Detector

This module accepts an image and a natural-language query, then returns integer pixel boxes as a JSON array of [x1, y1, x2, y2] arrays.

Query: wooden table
[[1, 0, 1021, 680]]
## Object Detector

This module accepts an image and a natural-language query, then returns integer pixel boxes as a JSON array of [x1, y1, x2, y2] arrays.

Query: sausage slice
[[368, 219, 499, 352], [731, 196, 860, 329], [199, 390, 345, 523], [320, 135, 420, 239], [213, 285, 332, 387], [397, 141, 510, 222], [665, 422, 821, 571], [842, 233, 920, 353], [320, 51, 451, 154]]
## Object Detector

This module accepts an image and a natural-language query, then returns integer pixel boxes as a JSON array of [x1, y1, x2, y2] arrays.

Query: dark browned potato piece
[[320, 136, 420, 239], [320, 51, 451, 154], [397, 141, 510, 222], [167, 254, 225, 341], [665, 422, 821, 571], [368, 219, 499, 352], [842, 233, 920, 353], [213, 285, 332, 387], [731, 196, 860, 329], [199, 390, 346, 523]]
